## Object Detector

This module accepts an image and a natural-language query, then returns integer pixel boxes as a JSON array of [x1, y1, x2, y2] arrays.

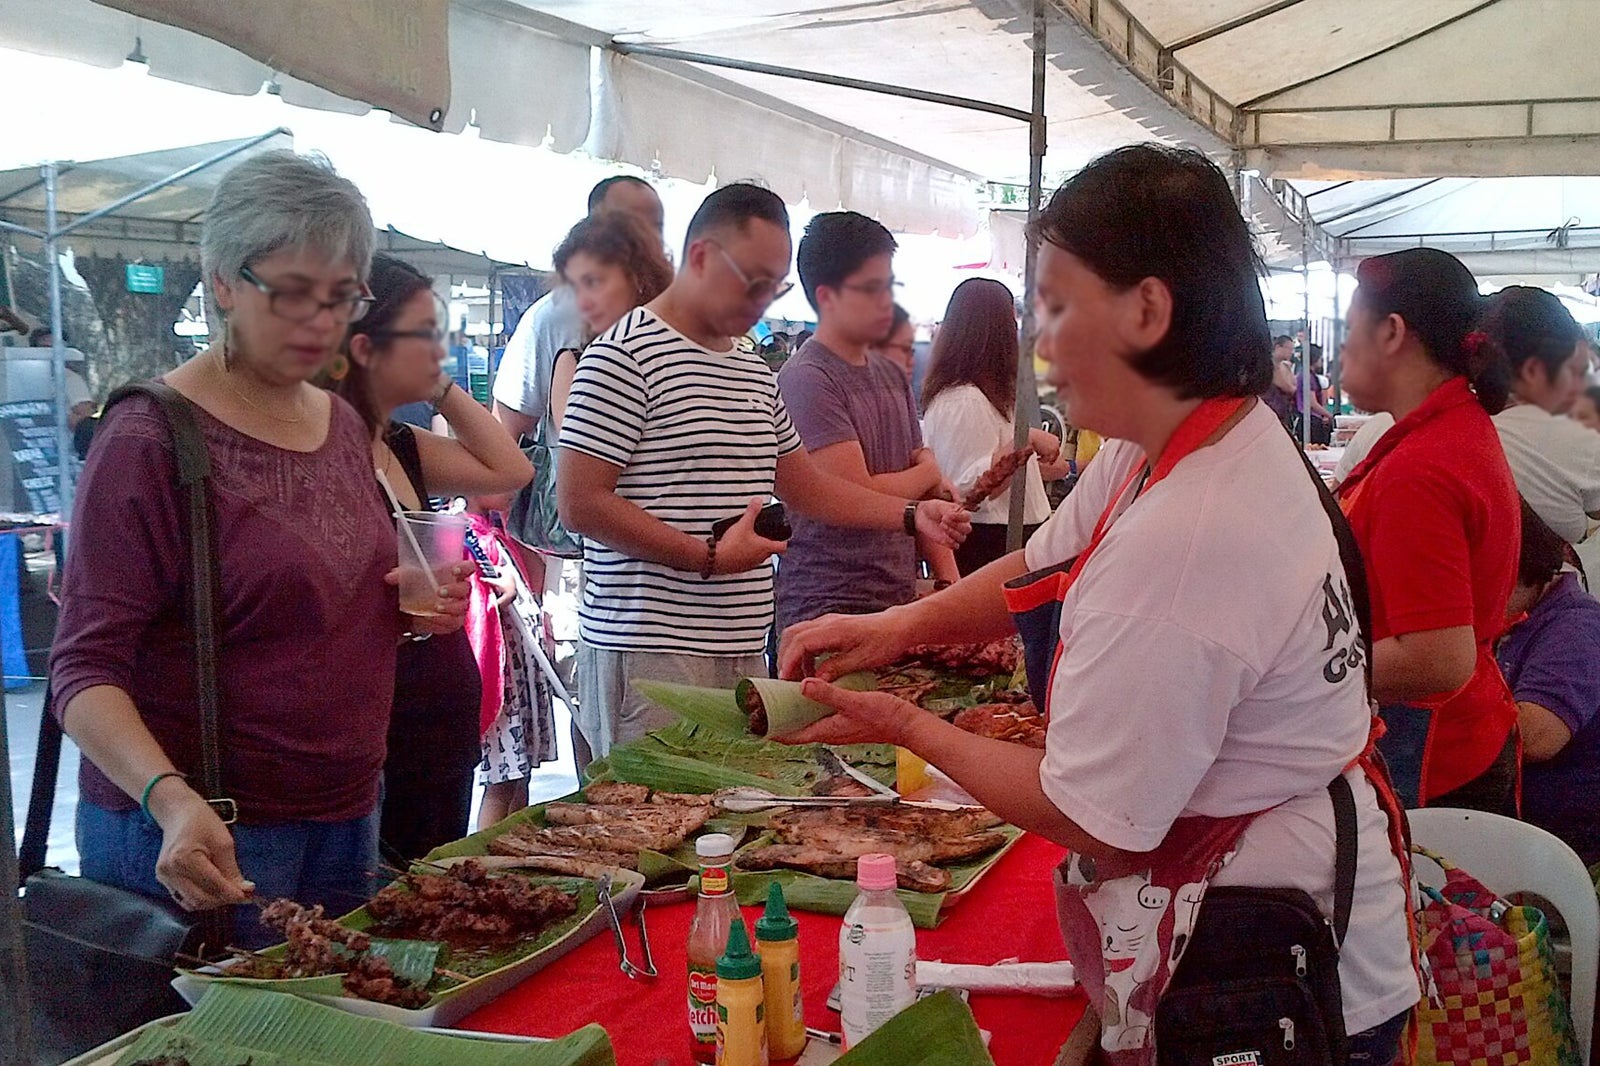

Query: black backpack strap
[[102, 382, 231, 823], [1328, 773, 1357, 946], [1297, 447, 1372, 951], [18, 685, 62, 878]]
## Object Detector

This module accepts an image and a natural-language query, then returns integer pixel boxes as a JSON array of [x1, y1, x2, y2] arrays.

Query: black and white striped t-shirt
[[558, 308, 804, 655]]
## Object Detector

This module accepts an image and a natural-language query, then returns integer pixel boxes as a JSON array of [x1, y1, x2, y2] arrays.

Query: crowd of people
[[38, 142, 1600, 1063]]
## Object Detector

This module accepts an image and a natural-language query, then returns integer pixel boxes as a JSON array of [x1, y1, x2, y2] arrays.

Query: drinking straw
[[376, 468, 441, 593]]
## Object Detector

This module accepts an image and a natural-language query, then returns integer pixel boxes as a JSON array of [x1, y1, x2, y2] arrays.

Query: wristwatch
[[903, 500, 919, 537]]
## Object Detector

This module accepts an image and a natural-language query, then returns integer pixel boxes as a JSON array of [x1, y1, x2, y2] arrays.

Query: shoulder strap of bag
[[21, 382, 229, 878], [1297, 447, 1372, 950]]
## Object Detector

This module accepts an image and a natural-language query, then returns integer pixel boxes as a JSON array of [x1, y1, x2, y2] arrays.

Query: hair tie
[[1463, 330, 1489, 356]]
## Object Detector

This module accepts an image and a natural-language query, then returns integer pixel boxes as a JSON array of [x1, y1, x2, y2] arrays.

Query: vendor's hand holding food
[[773, 679, 917, 747], [387, 561, 473, 635], [714, 497, 789, 573], [147, 779, 254, 911], [916, 498, 971, 547], [779, 606, 914, 682]]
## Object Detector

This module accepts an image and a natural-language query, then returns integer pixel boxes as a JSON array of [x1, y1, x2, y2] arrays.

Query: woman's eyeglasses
[[711, 242, 794, 304], [239, 266, 374, 324], [368, 328, 447, 344]]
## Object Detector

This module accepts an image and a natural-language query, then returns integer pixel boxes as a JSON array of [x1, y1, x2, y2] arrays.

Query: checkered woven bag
[[1412, 845, 1580, 1066]]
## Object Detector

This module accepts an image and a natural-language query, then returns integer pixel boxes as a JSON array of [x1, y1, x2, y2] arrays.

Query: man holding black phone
[[775, 212, 959, 634], [557, 184, 970, 758]]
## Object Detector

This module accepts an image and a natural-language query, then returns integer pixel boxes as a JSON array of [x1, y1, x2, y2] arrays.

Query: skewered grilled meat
[[900, 638, 1022, 676], [231, 898, 432, 1007], [366, 858, 578, 945], [962, 446, 1034, 510], [738, 846, 952, 892]]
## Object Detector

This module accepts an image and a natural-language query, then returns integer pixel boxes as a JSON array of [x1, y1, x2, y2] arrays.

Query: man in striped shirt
[[558, 184, 970, 758]]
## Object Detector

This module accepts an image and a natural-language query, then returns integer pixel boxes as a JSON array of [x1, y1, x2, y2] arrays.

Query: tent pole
[[1331, 259, 1344, 412], [1008, 0, 1048, 553], [1300, 222, 1311, 451], [45, 163, 72, 525], [0, 682, 34, 1064]]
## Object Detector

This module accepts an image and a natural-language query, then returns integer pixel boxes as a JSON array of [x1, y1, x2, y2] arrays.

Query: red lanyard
[[1065, 397, 1249, 588]]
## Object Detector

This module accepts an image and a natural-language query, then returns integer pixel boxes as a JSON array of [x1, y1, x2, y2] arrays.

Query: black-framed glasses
[[841, 278, 902, 300], [368, 328, 447, 345], [710, 241, 794, 304], [239, 266, 374, 324]]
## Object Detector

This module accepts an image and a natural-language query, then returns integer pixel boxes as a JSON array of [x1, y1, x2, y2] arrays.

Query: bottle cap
[[755, 881, 798, 942], [696, 833, 736, 861], [716, 918, 762, 980], [856, 853, 898, 892]]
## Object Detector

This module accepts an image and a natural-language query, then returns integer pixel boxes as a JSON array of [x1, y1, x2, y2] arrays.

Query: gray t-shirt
[[492, 285, 583, 447], [774, 339, 921, 632]]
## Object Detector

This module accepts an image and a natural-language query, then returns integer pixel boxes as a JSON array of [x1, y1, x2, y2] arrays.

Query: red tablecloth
[[458, 833, 1085, 1065]]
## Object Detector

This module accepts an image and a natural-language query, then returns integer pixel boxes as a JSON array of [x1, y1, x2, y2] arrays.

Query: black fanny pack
[[1154, 774, 1358, 1065]]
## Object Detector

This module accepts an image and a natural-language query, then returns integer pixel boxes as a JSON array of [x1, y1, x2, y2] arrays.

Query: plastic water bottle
[[838, 853, 917, 1048]]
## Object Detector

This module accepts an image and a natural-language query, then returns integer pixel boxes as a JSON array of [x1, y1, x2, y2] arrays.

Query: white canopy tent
[[1296, 176, 1600, 277], [0, 0, 1230, 236], [1053, 0, 1600, 180]]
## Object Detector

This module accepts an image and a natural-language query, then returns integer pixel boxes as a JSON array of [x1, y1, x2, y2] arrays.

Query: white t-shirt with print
[[1493, 403, 1600, 544], [1024, 400, 1417, 1034]]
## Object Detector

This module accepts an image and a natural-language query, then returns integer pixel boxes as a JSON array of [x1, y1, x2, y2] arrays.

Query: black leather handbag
[[19, 382, 233, 1065]]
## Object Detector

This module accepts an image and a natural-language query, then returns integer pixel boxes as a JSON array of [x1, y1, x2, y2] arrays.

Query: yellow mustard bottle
[[715, 917, 768, 1066], [755, 882, 806, 1060]]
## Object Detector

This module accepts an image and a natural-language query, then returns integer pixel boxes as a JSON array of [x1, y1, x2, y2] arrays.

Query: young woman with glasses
[[331, 254, 532, 861]]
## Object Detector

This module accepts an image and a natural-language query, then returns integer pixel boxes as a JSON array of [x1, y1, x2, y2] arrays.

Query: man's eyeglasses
[[842, 278, 902, 300], [239, 266, 374, 324], [710, 242, 794, 304]]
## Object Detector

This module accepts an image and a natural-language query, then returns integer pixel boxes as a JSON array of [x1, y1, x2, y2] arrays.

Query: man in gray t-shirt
[[775, 212, 957, 633]]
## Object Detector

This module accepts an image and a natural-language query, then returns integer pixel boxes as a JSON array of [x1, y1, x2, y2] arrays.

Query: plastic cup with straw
[[377, 468, 466, 617]]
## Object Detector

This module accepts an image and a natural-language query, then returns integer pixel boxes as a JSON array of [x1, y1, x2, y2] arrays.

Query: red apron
[[1003, 398, 1417, 1064]]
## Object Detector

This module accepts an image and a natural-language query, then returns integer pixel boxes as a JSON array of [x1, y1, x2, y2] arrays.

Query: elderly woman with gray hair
[[49, 151, 466, 941]]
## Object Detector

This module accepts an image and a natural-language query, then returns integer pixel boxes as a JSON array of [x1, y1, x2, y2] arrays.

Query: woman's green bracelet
[[140, 771, 188, 822]]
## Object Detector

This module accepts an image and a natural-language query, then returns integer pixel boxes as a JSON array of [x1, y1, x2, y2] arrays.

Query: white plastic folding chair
[[1408, 806, 1598, 1065]]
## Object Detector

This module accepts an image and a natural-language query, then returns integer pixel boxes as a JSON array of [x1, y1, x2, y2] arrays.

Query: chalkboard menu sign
[[0, 399, 61, 515]]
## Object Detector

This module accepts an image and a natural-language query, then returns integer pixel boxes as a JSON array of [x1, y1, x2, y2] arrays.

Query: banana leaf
[[833, 991, 994, 1066], [176, 985, 615, 1066], [116, 1027, 320, 1066], [612, 720, 895, 793], [183, 937, 442, 999], [633, 680, 749, 734]]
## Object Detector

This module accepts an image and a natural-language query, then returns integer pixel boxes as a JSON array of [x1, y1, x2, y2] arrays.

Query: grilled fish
[[739, 846, 951, 892]]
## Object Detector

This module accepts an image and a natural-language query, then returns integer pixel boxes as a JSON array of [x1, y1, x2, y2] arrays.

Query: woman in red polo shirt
[[1336, 248, 1521, 814]]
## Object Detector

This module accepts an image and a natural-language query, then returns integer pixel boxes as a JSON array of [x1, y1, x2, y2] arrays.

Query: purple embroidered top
[[50, 392, 399, 823]]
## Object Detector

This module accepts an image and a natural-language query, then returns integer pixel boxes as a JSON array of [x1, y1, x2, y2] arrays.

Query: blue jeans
[[1347, 1010, 1411, 1065], [77, 799, 379, 949]]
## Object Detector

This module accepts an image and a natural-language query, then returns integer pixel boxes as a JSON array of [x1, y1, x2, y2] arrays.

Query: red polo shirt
[[1340, 377, 1521, 800]]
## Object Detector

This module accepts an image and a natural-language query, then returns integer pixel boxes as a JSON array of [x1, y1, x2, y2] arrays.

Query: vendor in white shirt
[[1484, 285, 1600, 546], [778, 145, 1417, 1065]]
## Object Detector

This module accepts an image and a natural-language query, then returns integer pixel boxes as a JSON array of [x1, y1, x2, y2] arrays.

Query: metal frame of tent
[[0, 3, 1064, 1056]]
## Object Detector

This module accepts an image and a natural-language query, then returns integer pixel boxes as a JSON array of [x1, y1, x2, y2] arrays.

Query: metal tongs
[[816, 746, 901, 798], [597, 874, 657, 980], [714, 786, 899, 813]]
